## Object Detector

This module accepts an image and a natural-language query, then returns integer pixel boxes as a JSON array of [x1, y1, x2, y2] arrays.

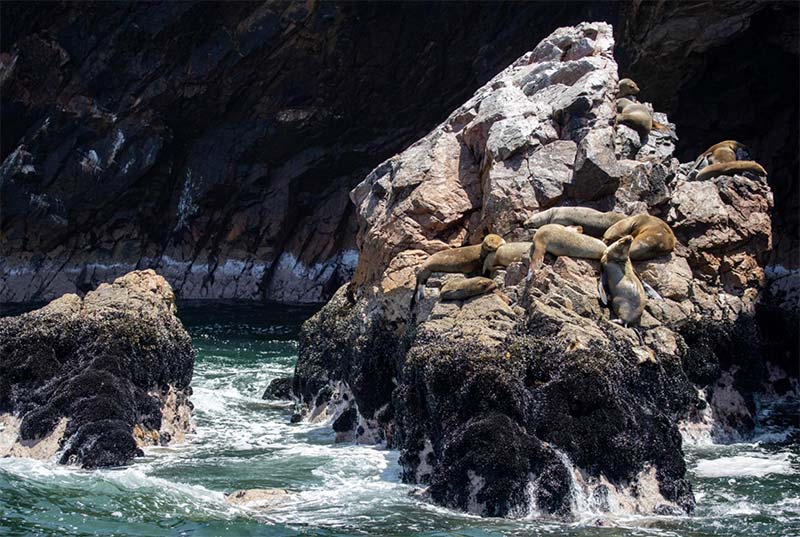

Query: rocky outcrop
[[293, 23, 795, 518], [0, 270, 194, 468], [2, 2, 796, 307]]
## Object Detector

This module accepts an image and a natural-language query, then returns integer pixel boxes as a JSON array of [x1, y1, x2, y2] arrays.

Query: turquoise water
[[1, 303, 798, 536]]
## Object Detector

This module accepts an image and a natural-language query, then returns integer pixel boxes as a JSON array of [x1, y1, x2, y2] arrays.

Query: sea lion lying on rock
[[483, 241, 534, 276], [524, 207, 624, 237], [529, 224, 606, 270], [696, 161, 767, 181], [691, 140, 767, 181], [602, 214, 675, 261], [694, 140, 749, 166], [615, 78, 663, 137], [598, 235, 645, 327], [416, 234, 505, 286], [440, 276, 497, 301]]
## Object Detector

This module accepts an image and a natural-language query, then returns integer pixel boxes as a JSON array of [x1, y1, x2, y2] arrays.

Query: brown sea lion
[[695, 161, 767, 181], [690, 140, 766, 181], [440, 276, 497, 301], [598, 235, 646, 326], [525, 207, 624, 237], [694, 140, 749, 166], [616, 78, 640, 99], [483, 242, 533, 276], [530, 224, 606, 269], [615, 78, 664, 136], [416, 234, 505, 286], [602, 214, 675, 261]]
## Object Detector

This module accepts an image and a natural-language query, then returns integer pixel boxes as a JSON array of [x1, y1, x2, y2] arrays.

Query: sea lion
[[616, 78, 640, 99], [615, 78, 660, 136], [602, 214, 675, 261], [690, 140, 766, 181], [598, 235, 646, 326], [695, 160, 767, 181], [530, 224, 606, 269], [694, 140, 750, 167], [483, 242, 533, 276], [416, 234, 505, 286], [525, 207, 625, 237], [440, 276, 497, 301]]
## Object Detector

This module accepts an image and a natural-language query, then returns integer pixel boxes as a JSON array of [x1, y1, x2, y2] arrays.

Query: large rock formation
[[0, 270, 194, 468], [1, 2, 796, 308], [293, 23, 795, 518]]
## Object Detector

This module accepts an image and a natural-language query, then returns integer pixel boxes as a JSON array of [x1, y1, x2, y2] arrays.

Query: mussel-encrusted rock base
[[0, 270, 194, 468], [293, 23, 797, 518]]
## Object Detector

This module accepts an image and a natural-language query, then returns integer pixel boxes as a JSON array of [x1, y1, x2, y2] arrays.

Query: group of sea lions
[[417, 208, 673, 326], [413, 78, 768, 329]]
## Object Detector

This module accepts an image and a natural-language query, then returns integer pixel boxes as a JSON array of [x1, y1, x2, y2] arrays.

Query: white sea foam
[[0, 457, 233, 517], [693, 452, 796, 478]]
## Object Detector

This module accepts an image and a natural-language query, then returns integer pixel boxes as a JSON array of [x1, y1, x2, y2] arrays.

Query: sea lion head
[[617, 78, 640, 98], [481, 234, 506, 254], [604, 235, 633, 263], [474, 277, 498, 294]]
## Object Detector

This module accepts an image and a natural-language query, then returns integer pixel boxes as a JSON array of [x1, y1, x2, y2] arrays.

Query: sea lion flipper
[[642, 280, 662, 301], [597, 272, 609, 306]]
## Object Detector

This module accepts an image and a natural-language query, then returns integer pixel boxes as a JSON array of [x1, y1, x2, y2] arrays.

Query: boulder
[[0, 270, 194, 468], [262, 377, 294, 400]]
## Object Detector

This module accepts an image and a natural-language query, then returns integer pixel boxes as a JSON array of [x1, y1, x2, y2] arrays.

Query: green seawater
[[1, 302, 798, 536]]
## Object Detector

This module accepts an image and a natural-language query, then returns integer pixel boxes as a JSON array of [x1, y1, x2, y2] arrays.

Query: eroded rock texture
[[294, 23, 796, 518], [0, 270, 194, 468], [2, 2, 796, 308]]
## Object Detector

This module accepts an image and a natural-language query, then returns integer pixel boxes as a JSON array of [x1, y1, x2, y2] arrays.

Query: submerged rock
[[293, 22, 794, 518], [225, 488, 292, 509], [0, 270, 194, 468], [262, 377, 294, 400]]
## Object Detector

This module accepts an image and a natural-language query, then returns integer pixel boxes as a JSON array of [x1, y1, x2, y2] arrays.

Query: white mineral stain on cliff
[[80, 149, 101, 173], [109, 129, 125, 164], [765, 264, 800, 306], [266, 248, 359, 302], [176, 169, 198, 231]]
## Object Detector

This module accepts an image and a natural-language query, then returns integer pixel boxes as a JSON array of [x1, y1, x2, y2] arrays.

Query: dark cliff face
[[2, 1, 797, 303]]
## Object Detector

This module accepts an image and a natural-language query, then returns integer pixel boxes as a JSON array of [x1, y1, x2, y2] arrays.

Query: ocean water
[[1, 302, 798, 536]]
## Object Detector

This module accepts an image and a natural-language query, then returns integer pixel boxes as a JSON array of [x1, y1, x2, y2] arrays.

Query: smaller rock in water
[[262, 377, 294, 400], [0, 270, 195, 468], [225, 488, 292, 509]]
